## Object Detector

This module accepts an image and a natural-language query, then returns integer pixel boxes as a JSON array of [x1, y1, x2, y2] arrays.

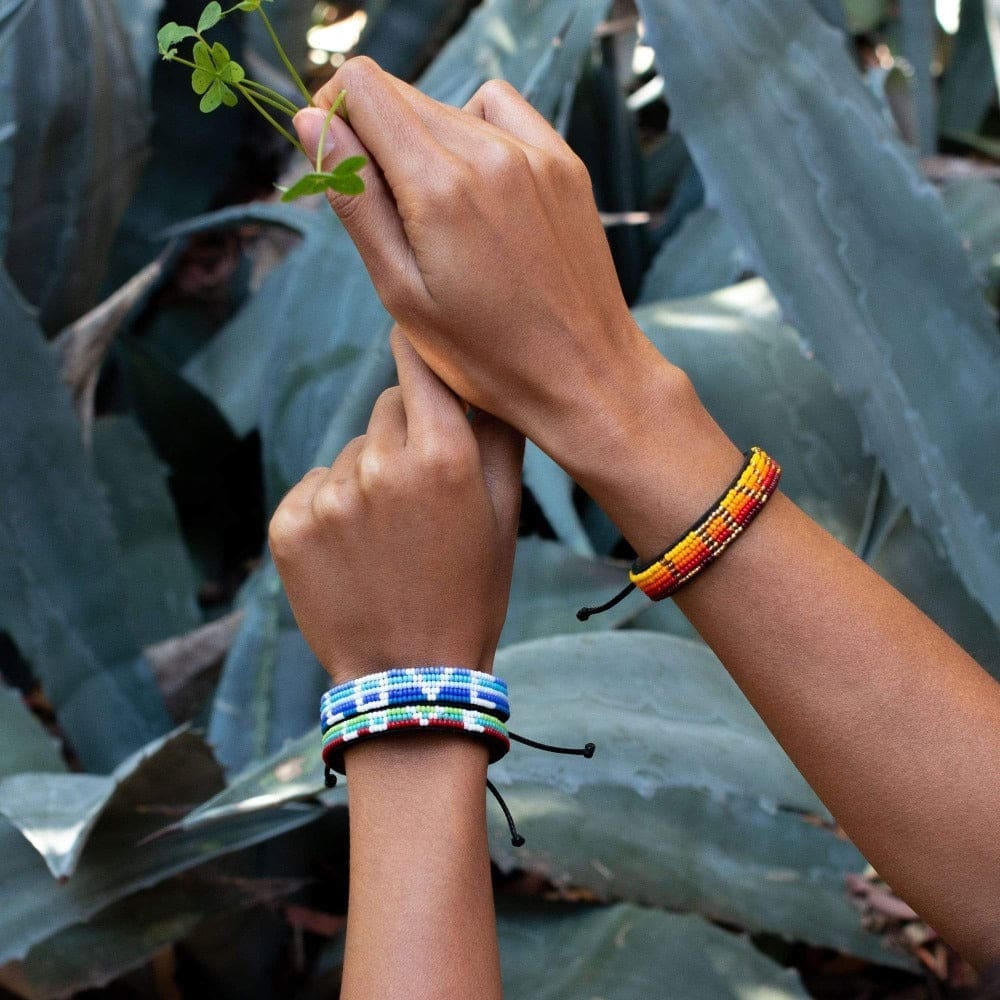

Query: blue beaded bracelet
[[320, 667, 509, 727], [318, 666, 596, 849]]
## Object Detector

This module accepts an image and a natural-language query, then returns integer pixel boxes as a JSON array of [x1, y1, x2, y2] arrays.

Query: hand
[[268, 327, 524, 684], [292, 61, 683, 476]]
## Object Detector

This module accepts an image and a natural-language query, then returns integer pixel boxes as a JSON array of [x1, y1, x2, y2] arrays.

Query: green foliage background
[[0, 0, 998, 995]]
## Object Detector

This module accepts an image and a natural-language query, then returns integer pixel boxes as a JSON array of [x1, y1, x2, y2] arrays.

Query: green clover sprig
[[157, 1, 366, 201]]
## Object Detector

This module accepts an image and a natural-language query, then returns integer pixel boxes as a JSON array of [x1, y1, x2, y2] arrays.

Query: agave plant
[[0, 0, 997, 995]]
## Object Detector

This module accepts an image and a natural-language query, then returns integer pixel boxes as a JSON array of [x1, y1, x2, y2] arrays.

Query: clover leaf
[[157, 22, 196, 58], [191, 40, 244, 113], [279, 157, 368, 202], [198, 2, 224, 32]]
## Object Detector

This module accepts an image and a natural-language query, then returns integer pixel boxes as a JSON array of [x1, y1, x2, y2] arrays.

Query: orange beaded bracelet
[[577, 447, 781, 620]]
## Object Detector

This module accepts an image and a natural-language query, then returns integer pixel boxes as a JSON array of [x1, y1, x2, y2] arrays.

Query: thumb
[[292, 108, 415, 294], [471, 409, 524, 541]]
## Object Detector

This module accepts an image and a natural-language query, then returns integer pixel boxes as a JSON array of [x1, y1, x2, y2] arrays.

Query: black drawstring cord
[[576, 581, 635, 621], [324, 732, 595, 849], [488, 732, 597, 846], [509, 731, 596, 758], [487, 779, 525, 847]]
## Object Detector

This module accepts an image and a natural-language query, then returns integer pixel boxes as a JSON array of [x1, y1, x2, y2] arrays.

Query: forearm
[[550, 337, 1000, 966], [341, 735, 502, 1000]]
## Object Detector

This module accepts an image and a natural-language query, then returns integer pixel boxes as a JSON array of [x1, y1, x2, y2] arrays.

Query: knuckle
[[268, 505, 309, 559], [356, 447, 396, 494], [485, 143, 530, 185], [537, 148, 588, 187], [338, 55, 380, 88], [561, 150, 591, 185], [377, 385, 403, 408], [477, 78, 518, 104], [311, 482, 356, 524], [422, 159, 474, 208], [418, 436, 477, 484]]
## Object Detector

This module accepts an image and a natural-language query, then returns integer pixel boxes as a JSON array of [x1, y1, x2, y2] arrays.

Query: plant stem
[[315, 92, 344, 172], [167, 55, 200, 70], [241, 80, 299, 118], [256, 6, 313, 106], [238, 85, 307, 156], [242, 78, 300, 116]]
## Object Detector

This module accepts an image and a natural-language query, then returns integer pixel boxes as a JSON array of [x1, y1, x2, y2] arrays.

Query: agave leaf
[[808, 0, 848, 30], [898, 0, 936, 154], [418, 0, 611, 117], [637, 205, 747, 303], [104, 10, 245, 287], [1, 0, 149, 332], [503, 539, 640, 643], [0, 272, 171, 772], [873, 513, 1000, 680], [113, 0, 164, 94], [940, 176, 1000, 283], [0, 773, 115, 880], [176, 730, 327, 833], [357, 0, 468, 80], [0, 871, 302, 1000], [242, 0, 312, 77], [488, 632, 911, 967], [854, 467, 906, 563], [523, 443, 594, 557], [525, 1, 616, 134], [844, 0, 889, 31], [634, 280, 873, 546], [637, 0, 1000, 627], [642, 133, 691, 207], [176, 203, 389, 502], [0, 685, 65, 779], [91, 416, 201, 647], [497, 902, 808, 999], [938, 0, 995, 134], [0, 0, 25, 258], [0, 728, 326, 965]]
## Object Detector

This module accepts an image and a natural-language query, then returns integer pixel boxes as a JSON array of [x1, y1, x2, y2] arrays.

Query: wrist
[[538, 322, 743, 557], [344, 733, 490, 828]]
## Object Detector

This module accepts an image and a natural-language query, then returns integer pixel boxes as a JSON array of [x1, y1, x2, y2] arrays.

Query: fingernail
[[293, 107, 327, 159]]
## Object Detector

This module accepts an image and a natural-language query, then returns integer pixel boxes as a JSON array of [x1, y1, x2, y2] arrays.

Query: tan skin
[[271, 58, 1000, 994], [270, 329, 521, 1000]]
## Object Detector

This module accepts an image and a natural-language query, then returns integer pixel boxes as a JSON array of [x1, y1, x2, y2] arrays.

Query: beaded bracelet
[[320, 667, 509, 726], [578, 447, 781, 620], [319, 666, 595, 847], [322, 704, 510, 774]]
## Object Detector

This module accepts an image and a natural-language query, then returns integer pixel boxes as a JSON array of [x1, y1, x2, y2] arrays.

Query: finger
[[365, 386, 407, 450], [470, 410, 524, 541], [389, 326, 469, 444], [463, 79, 568, 155], [310, 58, 440, 193], [292, 108, 418, 291]]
